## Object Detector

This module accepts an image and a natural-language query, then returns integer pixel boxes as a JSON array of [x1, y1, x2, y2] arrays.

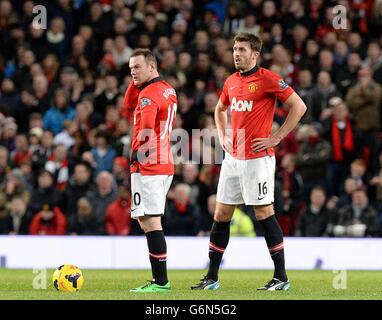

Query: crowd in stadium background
[[0, 0, 382, 238]]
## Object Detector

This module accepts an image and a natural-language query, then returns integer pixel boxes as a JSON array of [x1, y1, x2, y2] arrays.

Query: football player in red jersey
[[192, 33, 307, 291], [127, 49, 177, 293]]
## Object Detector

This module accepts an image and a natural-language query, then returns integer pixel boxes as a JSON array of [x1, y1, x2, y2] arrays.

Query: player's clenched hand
[[252, 136, 281, 153], [220, 135, 233, 153]]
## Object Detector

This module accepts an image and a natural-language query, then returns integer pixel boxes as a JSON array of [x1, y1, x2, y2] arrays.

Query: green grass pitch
[[0, 269, 381, 300]]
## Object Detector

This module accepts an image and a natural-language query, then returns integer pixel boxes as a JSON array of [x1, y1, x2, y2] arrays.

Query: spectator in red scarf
[[164, 183, 201, 236], [105, 183, 131, 235], [29, 202, 67, 235], [45, 144, 69, 191], [324, 98, 359, 196], [10, 134, 31, 167]]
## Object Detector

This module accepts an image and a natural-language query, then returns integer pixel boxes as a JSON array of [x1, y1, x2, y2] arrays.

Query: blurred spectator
[[336, 53, 361, 96], [346, 67, 382, 174], [363, 42, 382, 84], [87, 171, 117, 224], [28, 113, 43, 135], [28, 169, 62, 216], [28, 23, 53, 62], [336, 177, 359, 210], [45, 144, 69, 190], [283, 0, 311, 34], [164, 183, 201, 236], [46, 17, 67, 63], [65, 161, 95, 216], [371, 1, 382, 38], [94, 74, 120, 117], [323, 99, 359, 196], [29, 202, 67, 235], [296, 124, 331, 200], [331, 188, 379, 237], [0, 146, 10, 185], [28, 127, 43, 154], [67, 129, 91, 172], [236, 13, 260, 36], [295, 186, 331, 237], [42, 54, 60, 85], [177, 92, 201, 135], [294, 69, 313, 122], [0, 197, 32, 235], [30, 130, 54, 173], [32, 73, 51, 114], [105, 183, 131, 235], [272, 122, 299, 163], [68, 197, 105, 235], [53, 120, 76, 149], [12, 49, 35, 90], [0, 78, 19, 114], [181, 162, 209, 217], [91, 130, 116, 175], [104, 105, 119, 135], [197, 193, 216, 236], [319, 49, 339, 81], [223, 1, 242, 36], [13, 89, 40, 133], [310, 71, 341, 122], [112, 156, 129, 186], [54, 66, 78, 97], [277, 153, 304, 233], [370, 151, 382, 209], [271, 45, 298, 85], [10, 134, 31, 167], [1, 117, 18, 151], [43, 89, 76, 135], [113, 118, 131, 157], [350, 158, 367, 189], [0, 169, 31, 215]]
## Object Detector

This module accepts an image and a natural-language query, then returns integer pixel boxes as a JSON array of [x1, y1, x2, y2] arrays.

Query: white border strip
[[1, 236, 381, 270]]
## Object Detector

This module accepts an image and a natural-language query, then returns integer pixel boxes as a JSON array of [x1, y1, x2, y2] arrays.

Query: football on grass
[[52, 264, 84, 292]]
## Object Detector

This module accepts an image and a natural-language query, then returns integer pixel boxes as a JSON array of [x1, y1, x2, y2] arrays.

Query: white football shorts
[[130, 173, 173, 219], [216, 153, 275, 206]]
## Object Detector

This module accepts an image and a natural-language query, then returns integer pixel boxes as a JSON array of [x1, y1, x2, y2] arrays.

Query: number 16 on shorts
[[257, 182, 268, 201]]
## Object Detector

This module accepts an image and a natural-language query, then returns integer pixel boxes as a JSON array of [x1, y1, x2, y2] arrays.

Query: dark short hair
[[311, 185, 326, 195], [94, 129, 111, 144], [233, 32, 262, 52], [130, 48, 157, 67]]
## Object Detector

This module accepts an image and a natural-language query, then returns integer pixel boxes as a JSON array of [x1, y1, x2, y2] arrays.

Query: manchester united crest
[[248, 82, 258, 92]]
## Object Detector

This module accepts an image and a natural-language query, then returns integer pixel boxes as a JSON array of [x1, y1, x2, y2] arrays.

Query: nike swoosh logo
[[230, 86, 236, 90], [257, 196, 265, 201]]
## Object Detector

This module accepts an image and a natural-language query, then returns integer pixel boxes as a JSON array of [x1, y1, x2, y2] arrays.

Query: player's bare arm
[[252, 92, 307, 153], [214, 99, 232, 153]]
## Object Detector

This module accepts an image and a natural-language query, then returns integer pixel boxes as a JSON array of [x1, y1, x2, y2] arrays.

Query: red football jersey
[[131, 77, 177, 175], [220, 66, 294, 160]]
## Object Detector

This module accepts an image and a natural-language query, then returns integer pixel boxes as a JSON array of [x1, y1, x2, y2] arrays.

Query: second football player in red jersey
[[192, 33, 307, 291], [127, 49, 177, 293]]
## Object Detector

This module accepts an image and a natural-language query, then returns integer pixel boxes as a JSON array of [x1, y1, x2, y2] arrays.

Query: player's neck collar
[[139, 76, 162, 90], [239, 64, 259, 77]]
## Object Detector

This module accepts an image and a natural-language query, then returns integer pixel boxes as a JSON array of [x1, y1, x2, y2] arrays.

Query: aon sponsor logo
[[230, 97, 253, 112]]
